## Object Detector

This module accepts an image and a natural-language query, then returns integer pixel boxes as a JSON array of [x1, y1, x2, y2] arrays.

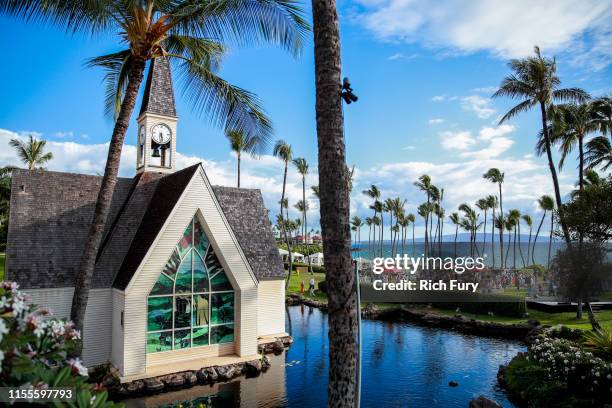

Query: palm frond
[[552, 88, 590, 104], [498, 99, 536, 124], [85, 49, 133, 120]]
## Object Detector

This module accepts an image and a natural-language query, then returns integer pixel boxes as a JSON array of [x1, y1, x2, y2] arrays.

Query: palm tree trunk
[[513, 228, 517, 269], [498, 185, 504, 267], [454, 225, 458, 259], [540, 102, 570, 243], [578, 134, 584, 192], [518, 222, 526, 267], [237, 152, 241, 188], [533, 212, 546, 265], [547, 212, 553, 270], [526, 226, 532, 266], [303, 176, 313, 274], [482, 210, 487, 256], [379, 211, 384, 257], [491, 208, 496, 269], [312, 0, 357, 404], [70, 58, 147, 350], [505, 229, 511, 268], [281, 162, 293, 288], [412, 223, 415, 257]]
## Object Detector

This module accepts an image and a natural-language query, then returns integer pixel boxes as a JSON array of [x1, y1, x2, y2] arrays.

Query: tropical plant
[[508, 209, 524, 269], [532, 195, 555, 266], [225, 130, 264, 188], [476, 198, 489, 256], [293, 157, 312, 272], [365, 217, 373, 258], [493, 46, 589, 243], [582, 328, 612, 360], [2, 0, 309, 342], [351, 216, 362, 255], [585, 136, 612, 171], [483, 168, 505, 265], [311, 0, 357, 402], [406, 213, 416, 256], [522, 214, 533, 266], [486, 195, 498, 268], [414, 175, 433, 256], [9, 135, 53, 170], [311, 185, 320, 198], [592, 95, 612, 136], [273, 140, 295, 285], [494, 214, 505, 268], [449, 212, 460, 259], [363, 185, 381, 257]]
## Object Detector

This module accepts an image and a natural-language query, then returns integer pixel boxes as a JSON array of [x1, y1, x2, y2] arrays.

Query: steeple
[[136, 57, 178, 174], [139, 57, 176, 117]]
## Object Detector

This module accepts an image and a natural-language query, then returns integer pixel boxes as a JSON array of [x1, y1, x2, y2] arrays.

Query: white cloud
[[402, 145, 416, 150], [472, 86, 497, 94], [439, 130, 475, 150], [461, 95, 496, 119], [53, 131, 74, 138], [428, 118, 444, 125], [431, 95, 445, 102], [0, 128, 320, 226], [387, 52, 419, 60], [354, 0, 612, 69]]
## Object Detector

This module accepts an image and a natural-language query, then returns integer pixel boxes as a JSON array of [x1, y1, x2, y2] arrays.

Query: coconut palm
[[293, 157, 311, 271], [414, 175, 433, 255], [494, 215, 505, 269], [476, 198, 489, 256], [449, 212, 460, 259], [363, 185, 381, 256], [493, 46, 589, 242], [486, 195, 498, 268], [9, 135, 53, 170], [311, 185, 320, 198], [504, 216, 514, 269], [311, 0, 357, 401], [372, 215, 381, 257], [532, 195, 555, 266], [397, 213, 409, 255], [273, 140, 295, 284], [585, 136, 612, 171], [365, 217, 373, 258], [483, 168, 505, 265], [406, 213, 416, 256], [522, 214, 533, 266], [508, 209, 522, 269], [2, 0, 309, 338], [592, 96, 612, 135], [351, 216, 362, 255], [459, 203, 479, 257], [225, 130, 262, 188]]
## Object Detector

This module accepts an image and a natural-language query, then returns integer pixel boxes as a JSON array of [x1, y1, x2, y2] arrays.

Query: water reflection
[[124, 306, 524, 407]]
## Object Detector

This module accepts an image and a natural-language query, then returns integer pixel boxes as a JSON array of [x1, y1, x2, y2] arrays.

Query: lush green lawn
[[0, 253, 4, 281], [285, 270, 612, 331]]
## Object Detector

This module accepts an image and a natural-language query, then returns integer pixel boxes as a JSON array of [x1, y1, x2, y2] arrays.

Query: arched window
[[146, 215, 235, 353]]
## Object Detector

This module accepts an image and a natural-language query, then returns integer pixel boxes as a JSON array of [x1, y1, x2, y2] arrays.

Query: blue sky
[[1, 0, 611, 237]]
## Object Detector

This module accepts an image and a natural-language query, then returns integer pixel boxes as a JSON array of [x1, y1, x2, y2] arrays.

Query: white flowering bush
[[0, 281, 123, 407], [529, 328, 612, 399]]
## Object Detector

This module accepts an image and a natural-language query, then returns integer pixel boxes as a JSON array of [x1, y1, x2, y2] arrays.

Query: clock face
[[151, 123, 171, 145], [139, 125, 146, 144]]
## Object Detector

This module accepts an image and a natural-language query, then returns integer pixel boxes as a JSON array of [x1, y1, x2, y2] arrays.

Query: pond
[[124, 305, 525, 408]]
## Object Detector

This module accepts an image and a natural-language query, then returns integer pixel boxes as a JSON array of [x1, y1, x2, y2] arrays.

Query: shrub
[[286, 262, 326, 274], [582, 328, 612, 360], [0, 281, 123, 407]]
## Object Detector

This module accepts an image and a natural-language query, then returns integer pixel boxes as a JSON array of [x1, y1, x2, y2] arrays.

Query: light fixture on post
[[341, 77, 358, 104]]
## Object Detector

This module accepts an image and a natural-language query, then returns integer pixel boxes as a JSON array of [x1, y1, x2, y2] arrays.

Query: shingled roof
[[6, 165, 283, 290], [139, 57, 177, 118]]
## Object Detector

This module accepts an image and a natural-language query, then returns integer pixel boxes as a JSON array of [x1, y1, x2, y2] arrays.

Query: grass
[[0, 253, 4, 281], [286, 270, 612, 331]]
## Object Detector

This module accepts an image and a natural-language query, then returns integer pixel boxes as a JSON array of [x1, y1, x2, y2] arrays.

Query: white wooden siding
[[123, 167, 259, 377], [24, 287, 112, 367], [257, 279, 285, 336], [111, 289, 125, 372]]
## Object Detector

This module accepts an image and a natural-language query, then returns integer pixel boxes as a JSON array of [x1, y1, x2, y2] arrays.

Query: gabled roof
[[139, 57, 177, 118], [6, 165, 284, 290]]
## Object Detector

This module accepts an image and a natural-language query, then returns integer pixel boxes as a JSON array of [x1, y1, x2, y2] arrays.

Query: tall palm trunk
[[70, 58, 146, 348], [482, 210, 487, 255], [367, 224, 372, 259], [312, 0, 357, 405], [578, 134, 585, 192], [526, 225, 532, 266], [498, 184, 504, 267], [303, 176, 313, 274], [491, 207, 496, 268], [517, 222, 526, 267], [513, 228, 517, 269], [547, 212, 554, 270], [379, 211, 384, 257], [454, 224, 458, 259], [281, 162, 293, 287], [411, 223, 415, 257], [540, 102, 570, 243], [237, 152, 241, 188], [505, 228, 511, 268], [532, 212, 546, 265]]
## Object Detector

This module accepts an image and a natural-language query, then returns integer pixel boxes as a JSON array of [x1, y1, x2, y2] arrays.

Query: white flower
[[68, 358, 88, 377], [607, 374, 612, 380], [0, 350, 4, 372], [0, 319, 8, 342]]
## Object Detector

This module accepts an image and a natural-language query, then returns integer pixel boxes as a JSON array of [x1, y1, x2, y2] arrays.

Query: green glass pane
[[176, 220, 193, 258], [163, 249, 181, 278], [147, 297, 172, 331], [211, 324, 234, 344], [194, 217, 209, 256], [192, 326, 209, 347], [193, 252, 209, 292], [175, 296, 192, 328], [204, 247, 224, 277], [193, 294, 209, 326], [211, 271, 232, 291], [150, 273, 173, 295], [147, 331, 172, 353], [211, 292, 234, 324], [174, 328, 191, 350], [176, 251, 192, 293]]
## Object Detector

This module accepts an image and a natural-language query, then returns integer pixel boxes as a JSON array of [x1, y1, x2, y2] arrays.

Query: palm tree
[[532, 195, 555, 266], [372, 215, 381, 257], [397, 214, 409, 255], [374, 200, 384, 257], [522, 214, 533, 266], [483, 168, 505, 266], [486, 195, 498, 268], [449, 212, 460, 258], [417, 203, 430, 257], [493, 46, 589, 243], [9, 135, 53, 170], [311, 0, 357, 402], [273, 141, 295, 285], [459, 203, 479, 257], [476, 198, 489, 256], [365, 217, 373, 258], [585, 136, 612, 171], [592, 96, 612, 136], [383, 198, 395, 256], [406, 213, 416, 256], [508, 209, 521, 269], [363, 185, 381, 256], [351, 216, 363, 256], [414, 175, 433, 256], [226, 130, 263, 188], [293, 157, 311, 272], [494, 215, 505, 269], [504, 215, 514, 269], [311, 185, 320, 198], [2, 1, 308, 340]]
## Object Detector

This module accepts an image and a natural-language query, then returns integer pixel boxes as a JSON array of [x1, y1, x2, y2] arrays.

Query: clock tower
[[136, 57, 177, 173]]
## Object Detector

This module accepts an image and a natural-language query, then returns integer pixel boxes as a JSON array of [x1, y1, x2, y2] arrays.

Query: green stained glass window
[[192, 326, 209, 347], [147, 331, 173, 353], [147, 297, 172, 331], [193, 252, 208, 292], [175, 251, 192, 293], [163, 249, 181, 278], [194, 218, 208, 255], [150, 273, 174, 295], [211, 324, 234, 344], [146, 215, 235, 353], [211, 292, 234, 324]]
